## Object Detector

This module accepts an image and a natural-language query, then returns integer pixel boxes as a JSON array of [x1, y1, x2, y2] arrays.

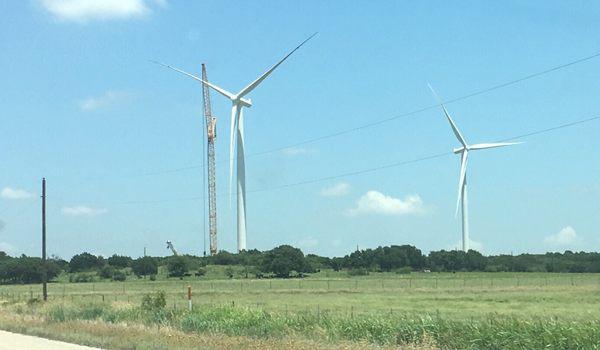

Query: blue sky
[[1, 0, 599, 259]]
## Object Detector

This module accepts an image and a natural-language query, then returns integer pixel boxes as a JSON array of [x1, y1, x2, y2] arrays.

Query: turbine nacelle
[[453, 147, 466, 154], [234, 97, 252, 108]]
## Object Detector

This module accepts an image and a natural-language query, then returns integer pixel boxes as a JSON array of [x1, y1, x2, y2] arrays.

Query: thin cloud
[[297, 236, 319, 249], [79, 90, 131, 111], [320, 182, 350, 197], [1, 187, 35, 200], [347, 191, 424, 216], [39, 0, 165, 22], [280, 147, 315, 156], [62, 206, 107, 217], [544, 226, 578, 246]]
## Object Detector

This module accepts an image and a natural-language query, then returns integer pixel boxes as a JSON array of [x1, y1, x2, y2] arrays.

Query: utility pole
[[41, 178, 47, 301]]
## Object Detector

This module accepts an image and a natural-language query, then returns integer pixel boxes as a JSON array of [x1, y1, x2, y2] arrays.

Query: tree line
[[1, 245, 600, 284]]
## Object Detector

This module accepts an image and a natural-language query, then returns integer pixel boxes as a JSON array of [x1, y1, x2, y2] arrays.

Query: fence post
[[187, 285, 192, 311]]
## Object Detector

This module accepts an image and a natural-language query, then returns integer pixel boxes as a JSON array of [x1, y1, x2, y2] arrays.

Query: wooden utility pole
[[42, 178, 47, 301]]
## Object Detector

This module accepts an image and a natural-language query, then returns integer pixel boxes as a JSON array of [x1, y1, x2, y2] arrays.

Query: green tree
[[167, 256, 189, 277], [211, 251, 239, 265], [69, 252, 104, 272], [132, 256, 158, 278], [107, 254, 133, 268], [261, 245, 307, 278], [0, 256, 60, 284]]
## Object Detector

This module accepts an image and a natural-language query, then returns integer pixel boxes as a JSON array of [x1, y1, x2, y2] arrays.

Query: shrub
[[394, 267, 412, 274], [347, 268, 369, 276], [141, 291, 166, 311], [69, 273, 96, 283], [112, 271, 126, 281], [99, 265, 116, 279]]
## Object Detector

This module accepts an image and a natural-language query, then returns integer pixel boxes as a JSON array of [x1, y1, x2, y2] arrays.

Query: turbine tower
[[154, 33, 316, 252], [429, 85, 520, 252]]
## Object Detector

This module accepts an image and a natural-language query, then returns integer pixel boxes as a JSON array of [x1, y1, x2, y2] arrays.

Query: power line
[[76, 49, 600, 181], [111, 112, 600, 206], [256, 49, 600, 154]]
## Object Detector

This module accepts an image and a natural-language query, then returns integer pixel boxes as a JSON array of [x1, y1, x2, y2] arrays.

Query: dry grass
[[0, 310, 438, 350]]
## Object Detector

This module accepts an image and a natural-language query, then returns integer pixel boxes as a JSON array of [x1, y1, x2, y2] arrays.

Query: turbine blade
[[151, 60, 236, 100], [229, 104, 240, 208], [237, 32, 317, 98], [201, 80, 237, 101], [468, 141, 523, 150], [427, 83, 468, 147], [151, 60, 203, 81], [456, 151, 468, 217]]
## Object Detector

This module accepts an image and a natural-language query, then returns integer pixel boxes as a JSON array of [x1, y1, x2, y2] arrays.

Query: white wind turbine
[[153, 33, 316, 252], [429, 85, 521, 252]]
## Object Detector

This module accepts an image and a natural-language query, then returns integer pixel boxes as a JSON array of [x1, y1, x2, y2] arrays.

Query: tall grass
[[38, 302, 600, 349]]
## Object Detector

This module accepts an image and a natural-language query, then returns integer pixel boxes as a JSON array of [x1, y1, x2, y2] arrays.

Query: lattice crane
[[202, 63, 218, 255]]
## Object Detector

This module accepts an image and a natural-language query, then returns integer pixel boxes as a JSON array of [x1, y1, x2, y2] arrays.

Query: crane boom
[[202, 63, 218, 255], [166, 241, 179, 256]]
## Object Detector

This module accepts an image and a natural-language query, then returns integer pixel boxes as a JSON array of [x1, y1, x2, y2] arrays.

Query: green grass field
[[1, 270, 600, 349]]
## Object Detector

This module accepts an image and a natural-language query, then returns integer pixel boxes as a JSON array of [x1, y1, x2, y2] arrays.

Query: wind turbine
[[153, 33, 316, 252], [429, 85, 520, 252]]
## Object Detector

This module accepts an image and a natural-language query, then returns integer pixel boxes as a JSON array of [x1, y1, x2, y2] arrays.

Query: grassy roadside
[[2, 295, 600, 349], [0, 310, 434, 350]]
